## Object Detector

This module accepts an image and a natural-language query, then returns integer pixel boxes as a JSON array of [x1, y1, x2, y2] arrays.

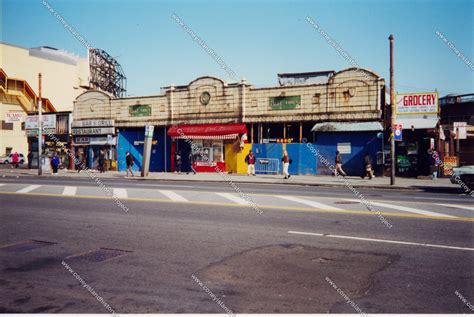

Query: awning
[[311, 121, 383, 132], [167, 123, 247, 139], [396, 117, 439, 130]]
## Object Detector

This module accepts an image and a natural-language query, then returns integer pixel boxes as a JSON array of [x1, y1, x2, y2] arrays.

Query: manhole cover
[[334, 201, 358, 204], [66, 248, 131, 263], [0, 240, 57, 252]]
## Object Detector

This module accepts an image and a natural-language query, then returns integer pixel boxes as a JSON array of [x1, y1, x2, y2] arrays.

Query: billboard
[[396, 92, 438, 115], [25, 114, 56, 130]]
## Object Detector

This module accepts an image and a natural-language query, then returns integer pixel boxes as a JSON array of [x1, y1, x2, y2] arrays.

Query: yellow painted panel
[[225, 143, 252, 174]]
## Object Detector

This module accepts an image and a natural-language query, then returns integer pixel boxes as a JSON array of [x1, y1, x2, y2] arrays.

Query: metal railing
[[254, 158, 280, 174]]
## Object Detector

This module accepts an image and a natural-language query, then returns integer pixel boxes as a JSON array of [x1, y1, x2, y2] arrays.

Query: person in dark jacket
[[126, 151, 134, 177], [174, 151, 182, 174], [362, 152, 374, 179], [245, 150, 256, 176], [27, 151, 33, 169], [98, 149, 105, 173], [51, 152, 60, 175]]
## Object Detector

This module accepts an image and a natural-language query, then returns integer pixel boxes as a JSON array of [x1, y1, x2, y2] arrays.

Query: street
[[0, 175, 473, 313]]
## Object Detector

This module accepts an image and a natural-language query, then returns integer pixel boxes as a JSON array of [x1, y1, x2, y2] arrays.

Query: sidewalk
[[0, 166, 459, 190]]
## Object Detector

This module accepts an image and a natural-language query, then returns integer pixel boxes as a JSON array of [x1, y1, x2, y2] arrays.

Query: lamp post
[[389, 34, 396, 185], [38, 73, 43, 176]]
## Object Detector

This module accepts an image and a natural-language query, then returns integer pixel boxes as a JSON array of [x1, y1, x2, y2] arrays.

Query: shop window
[[191, 139, 223, 162], [1, 120, 13, 130]]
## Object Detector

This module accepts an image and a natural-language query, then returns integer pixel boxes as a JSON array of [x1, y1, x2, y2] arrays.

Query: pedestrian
[[174, 151, 182, 174], [245, 150, 256, 176], [98, 149, 105, 173], [51, 152, 60, 175], [11, 152, 19, 169], [187, 152, 196, 175], [430, 150, 439, 179], [282, 150, 291, 179], [362, 152, 375, 179], [27, 151, 33, 169], [126, 151, 135, 177], [334, 150, 347, 176], [76, 153, 83, 173]]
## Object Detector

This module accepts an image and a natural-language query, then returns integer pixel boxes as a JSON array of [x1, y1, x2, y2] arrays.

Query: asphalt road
[[0, 176, 473, 313]]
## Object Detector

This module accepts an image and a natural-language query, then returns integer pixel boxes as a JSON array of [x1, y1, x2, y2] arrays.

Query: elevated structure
[[89, 48, 127, 98]]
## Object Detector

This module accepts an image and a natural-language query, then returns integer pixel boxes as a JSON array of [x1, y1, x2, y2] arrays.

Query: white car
[[451, 165, 474, 191], [0, 153, 26, 164]]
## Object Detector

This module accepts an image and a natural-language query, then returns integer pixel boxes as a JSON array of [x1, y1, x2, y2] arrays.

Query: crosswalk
[[0, 182, 472, 221]]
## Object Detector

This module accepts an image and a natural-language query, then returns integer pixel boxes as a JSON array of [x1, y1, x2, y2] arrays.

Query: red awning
[[167, 123, 247, 138]]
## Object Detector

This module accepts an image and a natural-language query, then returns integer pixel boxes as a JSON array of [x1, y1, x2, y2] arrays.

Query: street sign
[[394, 124, 403, 142]]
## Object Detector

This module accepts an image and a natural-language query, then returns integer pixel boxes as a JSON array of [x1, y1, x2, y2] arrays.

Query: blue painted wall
[[314, 131, 382, 176], [251, 143, 317, 175], [117, 127, 171, 172]]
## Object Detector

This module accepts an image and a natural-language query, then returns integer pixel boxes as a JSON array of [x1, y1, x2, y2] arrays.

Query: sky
[[2, 0, 473, 97]]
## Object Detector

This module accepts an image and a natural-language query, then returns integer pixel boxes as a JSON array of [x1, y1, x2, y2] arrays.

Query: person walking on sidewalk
[[98, 149, 105, 173], [126, 151, 135, 177], [362, 152, 375, 179], [334, 150, 347, 176], [50, 152, 60, 175], [187, 152, 196, 175], [27, 151, 33, 169], [282, 150, 291, 179], [11, 152, 19, 169], [245, 150, 256, 176], [174, 151, 182, 174]]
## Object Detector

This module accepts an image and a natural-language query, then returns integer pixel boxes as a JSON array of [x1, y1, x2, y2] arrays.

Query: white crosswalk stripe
[[16, 185, 41, 193], [345, 199, 457, 218], [437, 203, 474, 211], [113, 188, 128, 199], [0, 184, 4, 186], [275, 195, 343, 211], [62, 186, 77, 196], [159, 190, 188, 202], [217, 192, 249, 205]]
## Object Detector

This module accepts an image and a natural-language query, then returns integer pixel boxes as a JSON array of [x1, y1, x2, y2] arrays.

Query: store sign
[[129, 104, 151, 117], [25, 114, 56, 129], [75, 135, 116, 145], [453, 122, 467, 140], [71, 127, 115, 135], [5, 112, 24, 123], [337, 142, 351, 154], [443, 156, 459, 176], [26, 128, 55, 136], [72, 119, 114, 127], [269, 96, 301, 110], [396, 92, 438, 114]]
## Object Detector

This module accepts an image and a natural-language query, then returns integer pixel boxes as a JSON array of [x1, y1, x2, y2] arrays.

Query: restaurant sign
[[129, 104, 151, 117], [72, 119, 114, 127], [396, 92, 438, 114], [269, 96, 301, 110], [71, 127, 115, 135]]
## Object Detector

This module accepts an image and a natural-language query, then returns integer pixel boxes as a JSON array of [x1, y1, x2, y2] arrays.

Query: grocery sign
[[396, 92, 438, 114]]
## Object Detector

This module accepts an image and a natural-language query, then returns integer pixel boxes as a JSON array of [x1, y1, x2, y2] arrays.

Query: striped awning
[[172, 134, 239, 140]]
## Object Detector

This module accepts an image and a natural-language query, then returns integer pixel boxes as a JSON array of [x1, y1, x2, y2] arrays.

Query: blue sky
[[2, 0, 473, 97]]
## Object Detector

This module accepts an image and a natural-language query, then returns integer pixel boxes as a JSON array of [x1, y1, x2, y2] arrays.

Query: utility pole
[[389, 34, 395, 185], [38, 73, 43, 176]]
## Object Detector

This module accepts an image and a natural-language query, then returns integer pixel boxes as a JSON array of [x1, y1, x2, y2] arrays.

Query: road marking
[[345, 199, 456, 218], [276, 195, 342, 211], [1, 191, 474, 222], [217, 192, 249, 205], [437, 203, 474, 211], [288, 231, 474, 252], [16, 185, 41, 193], [158, 190, 188, 202], [62, 186, 77, 196], [113, 188, 128, 199]]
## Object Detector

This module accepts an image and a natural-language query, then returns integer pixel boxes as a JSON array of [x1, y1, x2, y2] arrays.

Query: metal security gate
[[255, 158, 280, 174]]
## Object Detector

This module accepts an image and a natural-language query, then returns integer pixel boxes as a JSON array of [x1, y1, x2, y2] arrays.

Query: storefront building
[[72, 67, 386, 175]]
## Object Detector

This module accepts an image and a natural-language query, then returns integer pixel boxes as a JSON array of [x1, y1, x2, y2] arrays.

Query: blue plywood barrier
[[251, 143, 317, 175], [314, 131, 382, 176], [117, 127, 171, 172]]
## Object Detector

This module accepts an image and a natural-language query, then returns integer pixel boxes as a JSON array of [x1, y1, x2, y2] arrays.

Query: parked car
[[0, 153, 26, 164], [451, 165, 474, 191]]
